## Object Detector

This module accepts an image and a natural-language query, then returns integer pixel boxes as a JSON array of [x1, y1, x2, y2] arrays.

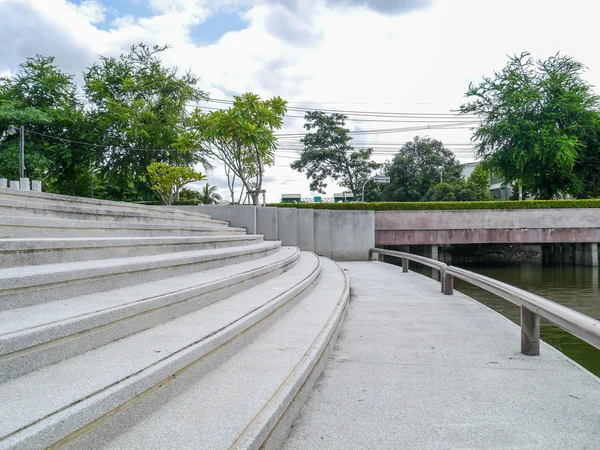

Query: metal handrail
[[369, 248, 600, 356], [368, 248, 448, 293]]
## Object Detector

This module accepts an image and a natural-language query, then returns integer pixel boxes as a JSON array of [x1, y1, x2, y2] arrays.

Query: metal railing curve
[[368, 247, 600, 356]]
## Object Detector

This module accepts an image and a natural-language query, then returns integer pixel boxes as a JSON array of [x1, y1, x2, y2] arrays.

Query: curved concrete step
[[0, 252, 323, 450], [0, 215, 245, 239], [0, 197, 230, 227], [0, 241, 281, 309], [70, 257, 350, 450], [0, 247, 300, 381], [0, 187, 213, 220], [0, 235, 264, 268]]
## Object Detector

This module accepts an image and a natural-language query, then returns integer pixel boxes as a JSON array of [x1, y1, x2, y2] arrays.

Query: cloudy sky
[[1, 0, 599, 201]]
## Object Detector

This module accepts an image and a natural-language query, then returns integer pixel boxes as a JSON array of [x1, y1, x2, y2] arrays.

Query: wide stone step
[[0, 197, 230, 227], [0, 187, 213, 220], [0, 247, 299, 381], [0, 241, 281, 310], [0, 235, 264, 268], [0, 215, 245, 239], [0, 252, 324, 450], [70, 257, 349, 450]]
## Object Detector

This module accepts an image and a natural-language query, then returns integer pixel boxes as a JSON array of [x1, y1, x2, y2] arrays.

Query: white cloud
[[1, 0, 600, 201], [74, 0, 106, 23]]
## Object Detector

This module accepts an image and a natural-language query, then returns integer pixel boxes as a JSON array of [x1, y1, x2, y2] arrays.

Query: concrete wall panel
[[330, 210, 374, 261], [257, 207, 278, 240], [277, 208, 298, 246], [173, 205, 256, 234], [297, 209, 315, 252], [314, 210, 332, 258]]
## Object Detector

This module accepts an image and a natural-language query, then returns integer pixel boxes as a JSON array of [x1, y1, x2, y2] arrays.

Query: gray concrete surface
[[185, 206, 374, 261], [175, 205, 257, 233], [278, 208, 298, 246], [330, 210, 374, 261], [74, 258, 347, 450], [284, 262, 600, 450], [376, 209, 600, 245], [314, 210, 332, 258], [0, 252, 322, 449], [297, 209, 315, 252], [257, 207, 278, 240]]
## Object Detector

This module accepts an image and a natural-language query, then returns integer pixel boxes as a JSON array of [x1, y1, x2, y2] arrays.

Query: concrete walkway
[[284, 261, 600, 450]]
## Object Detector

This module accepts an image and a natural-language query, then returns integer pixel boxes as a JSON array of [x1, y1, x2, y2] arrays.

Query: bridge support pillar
[[584, 243, 599, 267], [541, 244, 552, 265], [574, 243, 583, 265], [562, 244, 572, 265], [552, 244, 562, 264]]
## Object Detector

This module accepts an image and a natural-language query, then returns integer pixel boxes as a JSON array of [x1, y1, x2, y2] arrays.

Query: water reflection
[[409, 256, 600, 377]]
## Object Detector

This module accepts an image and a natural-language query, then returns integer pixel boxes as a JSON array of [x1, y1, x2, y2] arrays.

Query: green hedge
[[266, 200, 600, 211]]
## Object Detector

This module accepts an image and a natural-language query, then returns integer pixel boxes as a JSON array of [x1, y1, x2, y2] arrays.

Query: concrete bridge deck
[[284, 261, 600, 450]]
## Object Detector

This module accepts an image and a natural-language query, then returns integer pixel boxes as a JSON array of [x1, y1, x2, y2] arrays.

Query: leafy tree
[[0, 55, 90, 194], [147, 162, 206, 204], [380, 136, 462, 202], [84, 43, 210, 201], [290, 112, 380, 197], [188, 93, 287, 205], [460, 52, 600, 199], [198, 184, 222, 204]]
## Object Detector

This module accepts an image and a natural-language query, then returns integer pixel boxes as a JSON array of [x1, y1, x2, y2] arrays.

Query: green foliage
[[84, 43, 210, 200], [290, 112, 380, 197], [267, 199, 600, 210], [378, 136, 462, 202], [461, 52, 600, 199], [188, 93, 287, 205], [0, 55, 90, 194], [147, 162, 205, 205], [197, 184, 222, 204]]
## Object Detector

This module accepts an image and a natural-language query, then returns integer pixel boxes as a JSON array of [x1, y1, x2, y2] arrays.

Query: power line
[[274, 123, 476, 138], [26, 130, 183, 153], [198, 98, 478, 119]]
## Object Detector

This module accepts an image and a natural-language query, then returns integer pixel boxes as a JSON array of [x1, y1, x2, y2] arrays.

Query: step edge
[[0, 254, 321, 450], [231, 257, 351, 450], [0, 249, 301, 357]]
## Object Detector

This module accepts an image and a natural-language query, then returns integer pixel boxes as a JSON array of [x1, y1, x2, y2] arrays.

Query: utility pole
[[19, 126, 25, 179]]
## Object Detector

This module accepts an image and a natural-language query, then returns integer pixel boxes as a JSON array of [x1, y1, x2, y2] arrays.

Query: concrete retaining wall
[[376, 209, 600, 245], [183, 205, 374, 261]]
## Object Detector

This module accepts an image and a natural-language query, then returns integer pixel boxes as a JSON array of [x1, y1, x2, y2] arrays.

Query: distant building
[[461, 162, 513, 200], [281, 194, 301, 204], [334, 192, 355, 203]]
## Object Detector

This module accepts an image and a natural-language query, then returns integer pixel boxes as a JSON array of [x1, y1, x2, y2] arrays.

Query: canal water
[[411, 256, 600, 377]]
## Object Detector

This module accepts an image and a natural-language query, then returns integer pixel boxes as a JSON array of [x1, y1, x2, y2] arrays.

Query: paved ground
[[283, 261, 600, 450]]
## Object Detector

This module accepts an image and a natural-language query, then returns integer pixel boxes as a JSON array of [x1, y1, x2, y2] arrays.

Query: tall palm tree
[[199, 183, 222, 205]]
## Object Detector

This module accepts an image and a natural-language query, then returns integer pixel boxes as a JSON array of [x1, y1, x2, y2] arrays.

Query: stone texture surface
[[296, 209, 315, 252], [283, 262, 600, 450], [0, 253, 322, 449], [75, 258, 347, 450], [256, 206, 278, 240], [277, 208, 298, 246]]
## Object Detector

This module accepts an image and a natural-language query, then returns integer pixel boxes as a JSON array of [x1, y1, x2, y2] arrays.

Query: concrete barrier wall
[[297, 209, 315, 252], [173, 205, 256, 234], [179, 205, 374, 261], [277, 208, 298, 246], [256, 207, 278, 240], [376, 209, 600, 245]]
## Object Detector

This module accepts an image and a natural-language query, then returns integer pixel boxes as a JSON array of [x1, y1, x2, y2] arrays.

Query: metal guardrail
[[368, 247, 600, 356], [368, 248, 448, 293]]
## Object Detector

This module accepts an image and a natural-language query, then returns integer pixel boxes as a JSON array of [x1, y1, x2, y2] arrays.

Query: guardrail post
[[401, 258, 409, 272], [368, 249, 375, 261], [443, 272, 454, 295], [520, 306, 540, 356]]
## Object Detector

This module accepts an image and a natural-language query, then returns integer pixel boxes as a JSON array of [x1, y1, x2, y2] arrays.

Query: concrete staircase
[[0, 188, 350, 450]]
